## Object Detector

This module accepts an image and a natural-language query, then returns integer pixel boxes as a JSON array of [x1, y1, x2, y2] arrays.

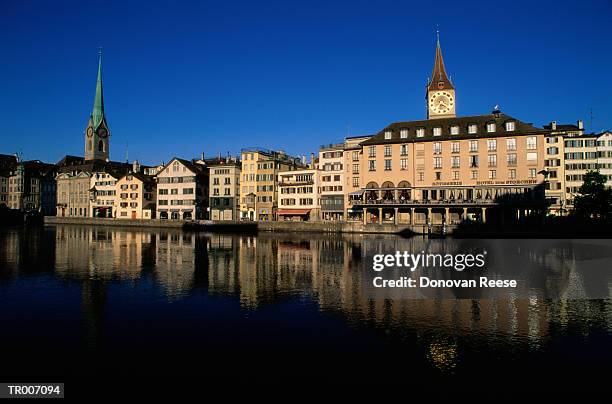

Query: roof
[[0, 154, 18, 171], [161, 157, 206, 175], [360, 113, 547, 146], [118, 172, 156, 184], [428, 36, 453, 91], [543, 123, 580, 131]]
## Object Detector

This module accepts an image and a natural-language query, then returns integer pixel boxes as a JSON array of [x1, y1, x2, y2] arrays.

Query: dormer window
[[505, 121, 516, 131], [487, 123, 496, 133], [468, 124, 478, 134], [433, 127, 442, 136], [384, 131, 392, 140], [450, 125, 459, 135], [416, 128, 425, 137], [400, 129, 408, 139]]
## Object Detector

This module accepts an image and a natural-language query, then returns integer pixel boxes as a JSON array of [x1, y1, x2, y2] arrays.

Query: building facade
[[89, 170, 120, 218], [318, 145, 345, 221], [156, 158, 208, 220], [116, 173, 156, 219], [240, 148, 305, 221], [345, 37, 547, 226], [6, 160, 56, 214], [209, 159, 241, 221], [277, 168, 321, 221]]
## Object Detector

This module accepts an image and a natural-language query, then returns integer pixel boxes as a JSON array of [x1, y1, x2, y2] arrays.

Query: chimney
[[201, 152, 205, 161], [550, 121, 557, 130], [310, 153, 315, 168], [301, 155, 307, 165], [577, 120, 584, 130]]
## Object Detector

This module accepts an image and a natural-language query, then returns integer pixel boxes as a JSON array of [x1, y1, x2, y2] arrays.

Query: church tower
[[426, 34, 456, 119], [85, 49, 110, 161]]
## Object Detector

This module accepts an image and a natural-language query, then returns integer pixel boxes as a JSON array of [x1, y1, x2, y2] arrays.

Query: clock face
[[86, 127, 93, 137], [430, 91, 454, 115], [97, 128, 108, 138]]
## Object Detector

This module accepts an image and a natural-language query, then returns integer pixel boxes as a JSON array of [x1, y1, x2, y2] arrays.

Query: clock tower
[[426, 34, 456, 120], [85, 49, 110, 161]]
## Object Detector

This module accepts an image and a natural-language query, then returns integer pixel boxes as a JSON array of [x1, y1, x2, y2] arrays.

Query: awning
[[277, 209, 311, 215], [348, 190, 364, 196]]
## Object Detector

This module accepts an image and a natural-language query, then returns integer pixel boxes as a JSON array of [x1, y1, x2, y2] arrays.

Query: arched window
[[98, 140, 104, 152]]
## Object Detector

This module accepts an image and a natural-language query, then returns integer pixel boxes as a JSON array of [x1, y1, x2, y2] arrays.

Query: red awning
[[277, 209, 311, 215]]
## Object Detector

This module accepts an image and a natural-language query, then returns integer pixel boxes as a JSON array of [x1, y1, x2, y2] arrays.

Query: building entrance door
[[131, 211, 136, 219]]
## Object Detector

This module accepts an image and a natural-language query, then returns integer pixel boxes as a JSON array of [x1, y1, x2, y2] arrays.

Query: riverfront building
[[156, 158, 209, 220], [277, 167, 321, 221], [209, 158, 241, 221], [115, 172, 156, 219], [318, 145, 345, 221], [344, 37, 548, 225], [240, 148, 305, 221], [89, 170, 120, 218]]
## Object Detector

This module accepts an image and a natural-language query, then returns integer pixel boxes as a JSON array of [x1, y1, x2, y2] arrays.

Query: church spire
[[91, 48, 105, 129], [428, 33, 454, 91]]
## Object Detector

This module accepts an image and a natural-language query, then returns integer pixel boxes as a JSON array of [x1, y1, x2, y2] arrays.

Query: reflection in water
[[0, 225, 611, 376]]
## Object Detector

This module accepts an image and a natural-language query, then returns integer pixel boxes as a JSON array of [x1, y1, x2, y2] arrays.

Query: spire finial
[[98, 46, 103, 56], [436, 25, 440, 45]]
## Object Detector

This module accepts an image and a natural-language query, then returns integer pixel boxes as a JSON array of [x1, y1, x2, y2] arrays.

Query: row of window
[[382, 122, 517, 140], [280, 198, 315, 206], [159, 188, 195, 195], [368, 137, 535, 157], [158, 199, 197, 206]]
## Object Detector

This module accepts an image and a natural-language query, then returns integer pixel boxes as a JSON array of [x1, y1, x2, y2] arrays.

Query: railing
[[349, 198, 520, 206]]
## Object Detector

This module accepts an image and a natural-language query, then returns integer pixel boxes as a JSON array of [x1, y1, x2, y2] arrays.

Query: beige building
[[89, 170, 120, 218], [318, 144, 345, 220], [346, 37, 548, 226], [240, 148, 305, 221], [543, 121, 584, 215], [343, 135, 371, 221], [156, 158, 208, 220], [116, 173, 156, 219], [209, 158, 241, 221], [56, 170, 92, 217], [277, 168, 321, 221]]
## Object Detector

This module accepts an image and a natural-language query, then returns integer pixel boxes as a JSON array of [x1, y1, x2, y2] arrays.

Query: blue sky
[[1, 0, 610, 165]]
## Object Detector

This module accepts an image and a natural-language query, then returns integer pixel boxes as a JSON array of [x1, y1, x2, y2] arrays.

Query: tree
[[573, 170, 612, 220]]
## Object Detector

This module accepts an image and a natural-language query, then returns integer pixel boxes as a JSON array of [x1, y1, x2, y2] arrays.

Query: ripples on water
[[0, 225, 610, 386]]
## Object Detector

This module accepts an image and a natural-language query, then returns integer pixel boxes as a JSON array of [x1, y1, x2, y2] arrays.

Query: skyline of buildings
[[1, 37, 611, 223]]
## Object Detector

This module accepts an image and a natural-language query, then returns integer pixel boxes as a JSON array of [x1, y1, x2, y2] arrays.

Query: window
[[529, 168, 537, 178], [368, 160, 376, 171], [489, 170, 496, 179], [400, 159, 407, 170], [487, 123, 496, 133], [384, 131, 392, 140], [469, 140, 478, 152], [487, 139, 497, 151], [488, 154, 497, 167], [352, 177, 359, 187], [503, 139, 516, 152], [368, 147, 376, 157], [384, 145, 392, 157], [416, 128, 425, 137], [468, 124, 477, 134], [470, 155, 479, 168], [527, 136, 537, 150], [400, 129, 408, 138], [434, 157, 442, 169], [452, 156, 460, 168], [433, 127, 442, 136], [527, 152, 538, 164], [400, 144, 408, 155], [471, 170, 478, 179], [452, 171, 460, 180], [435, 172, 442, 180], [418, 172, 425, 181], [383, 159, 392, 170], [507, 154, 517, 166], [509, 169, 516, 179], [451, 125, 460, 135], [505, 121, 515, 131], [352, 164, 359, 174], [352, 151, 359, 161], [451, 142, 460, 153], [433, 142, 442, 154]]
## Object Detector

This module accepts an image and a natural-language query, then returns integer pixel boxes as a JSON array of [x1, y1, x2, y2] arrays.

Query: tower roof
[[428, 34, 454, 91], [91, 49, 105, 129]]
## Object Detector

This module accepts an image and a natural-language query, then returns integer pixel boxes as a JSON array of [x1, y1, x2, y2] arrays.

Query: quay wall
[[43, 217, 452, 234]]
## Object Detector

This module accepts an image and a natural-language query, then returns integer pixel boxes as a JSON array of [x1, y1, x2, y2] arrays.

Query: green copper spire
[[91, 48, 105, 129]]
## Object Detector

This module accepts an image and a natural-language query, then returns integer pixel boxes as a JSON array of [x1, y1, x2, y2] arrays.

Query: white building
[[318, 145, 344, 221], [277, 168, 321, 221]]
